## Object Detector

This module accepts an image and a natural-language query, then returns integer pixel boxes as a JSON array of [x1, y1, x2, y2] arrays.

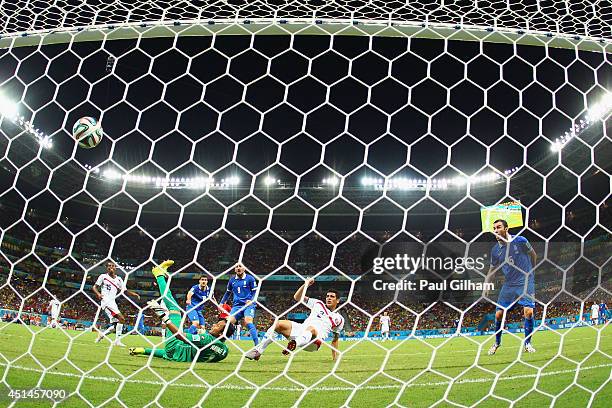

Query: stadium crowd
[[1, 204, 610, 336], [0, 272, 606, 336]]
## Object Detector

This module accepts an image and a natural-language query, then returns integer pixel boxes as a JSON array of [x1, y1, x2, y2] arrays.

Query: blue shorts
[[230, 304, 256, 321], [497, 284, 535, 310], [186, 308, 206, 326]]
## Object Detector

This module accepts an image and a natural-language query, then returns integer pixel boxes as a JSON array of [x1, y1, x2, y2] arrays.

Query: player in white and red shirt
[[92, 261, 140, 346], [48, 298, 61, 328], [246, 278, 345, 361], [380, 311, 391, 340]]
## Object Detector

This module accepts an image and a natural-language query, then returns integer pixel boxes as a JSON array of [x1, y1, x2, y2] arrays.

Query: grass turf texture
[[0, 323, 610, 407]]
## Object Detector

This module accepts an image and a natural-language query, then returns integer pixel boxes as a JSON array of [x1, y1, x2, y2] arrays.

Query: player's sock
[[257, 326, 276, 352], [100, 324, 116, 338], [144, 348, 166, 358], [247, 323, 259, 346], [187, 325, 198, 335], [495, 319, 502, 345], [155, 276, 181, 312], [524, 317, 535, 344], [115, 323, 124, 342]]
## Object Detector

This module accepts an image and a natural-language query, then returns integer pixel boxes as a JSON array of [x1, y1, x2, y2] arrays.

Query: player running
[[47, 297, 61, 328], [486, 219, 538, 355], [380, 311, 391, 340], [129, 260, 233, 363], [93, 261, 140, 346], [245, 278, 344, 361], [186, 275, 210, 334], [590, 302, 599, 325], [220, 263, 259, 347]]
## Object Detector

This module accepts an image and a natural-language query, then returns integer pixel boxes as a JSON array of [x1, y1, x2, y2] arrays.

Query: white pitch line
[[1, 363, 610, 391]]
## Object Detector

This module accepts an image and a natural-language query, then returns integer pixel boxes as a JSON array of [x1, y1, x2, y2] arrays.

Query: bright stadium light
[[323, 177, 339, 186], [552, 91, 611, 152], [40, 136, 53, 149], [0, 92, 54, 149], [586, 92, 612, 121], [264, 176, 276, 186], [102, 169, 122, 180], [0, 93, 18, 119]]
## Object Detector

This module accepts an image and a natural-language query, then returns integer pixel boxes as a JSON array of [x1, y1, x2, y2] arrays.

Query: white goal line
[[1, 362, 609, 392]]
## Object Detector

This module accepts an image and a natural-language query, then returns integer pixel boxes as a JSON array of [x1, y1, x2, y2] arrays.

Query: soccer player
[[129, 260, 233, 363], [186, 275, 210, 335], [93, 261, 140, 346], [220, 263, 259, 347], [486, 219, 538, 355], [47, 297, 61, 328], [380, 311, 391, 340], [590, 302, 599, 326], [599, 301, 608, 324], [245, 278, 344, 361]]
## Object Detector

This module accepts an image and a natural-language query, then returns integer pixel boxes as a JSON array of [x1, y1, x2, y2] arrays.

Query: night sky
[[0, 34, 610, 241]]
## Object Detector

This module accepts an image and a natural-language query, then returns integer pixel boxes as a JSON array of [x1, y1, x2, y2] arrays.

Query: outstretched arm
[[186, 290, 193, 307], [528, 248, 537, 268], [147, 300, 188, 343], [483, 266, 495, 298], [126, 289, 140, 300], [92, 284, 102, 300], [164, 319, 188, 343], [220, 281, 232, 304], [293, 278, 315, 302]]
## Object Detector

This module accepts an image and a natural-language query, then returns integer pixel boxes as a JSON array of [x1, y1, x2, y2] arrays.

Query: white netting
[[0, 0, 611, 40], [0, 1, 611, 407]]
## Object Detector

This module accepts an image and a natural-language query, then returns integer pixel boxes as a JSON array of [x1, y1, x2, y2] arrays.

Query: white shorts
[[381, 326, 390, 333], [51, 310, 60, 321], [101, 299, 120, 323], [289, 320, 324, 352]]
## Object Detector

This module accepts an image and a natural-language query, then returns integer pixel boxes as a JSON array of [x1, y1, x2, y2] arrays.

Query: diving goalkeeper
[[129, 260, 235, 363]]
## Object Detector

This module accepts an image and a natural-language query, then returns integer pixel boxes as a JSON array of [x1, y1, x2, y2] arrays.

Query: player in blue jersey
[[486, 219, 538, 355], [220, 263, 259, 346], [186, 275, 211, 335], [599, 301, 608, 325]]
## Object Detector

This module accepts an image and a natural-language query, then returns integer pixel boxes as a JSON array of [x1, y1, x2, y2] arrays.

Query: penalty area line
[[0, 363, 610, 391]]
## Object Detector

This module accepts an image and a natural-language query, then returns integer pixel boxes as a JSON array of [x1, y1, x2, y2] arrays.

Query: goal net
[[0, 1, 610, 407]]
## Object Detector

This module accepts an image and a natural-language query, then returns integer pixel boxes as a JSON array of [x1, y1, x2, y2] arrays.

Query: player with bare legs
[[246, 278, 344, 361], [93, 261, 140, 346]]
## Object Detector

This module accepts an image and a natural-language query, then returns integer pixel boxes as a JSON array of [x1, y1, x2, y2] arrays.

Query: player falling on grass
[[129, 260, 234, 363], [186, 275, 210, 334], [245, 278, 344, 361], [486, 219, 538, 355], [93, 261, 140, 346], [380, 311, 391, 340], [47, 297, 61, 328], [220, 263, 259, 347]]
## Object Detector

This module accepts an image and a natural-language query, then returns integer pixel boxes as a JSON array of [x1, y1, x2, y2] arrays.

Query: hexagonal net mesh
[[0, 1, 610, 407]]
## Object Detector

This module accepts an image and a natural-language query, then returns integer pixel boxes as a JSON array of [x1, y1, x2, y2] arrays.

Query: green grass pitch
[[0, 323, 610, 407]]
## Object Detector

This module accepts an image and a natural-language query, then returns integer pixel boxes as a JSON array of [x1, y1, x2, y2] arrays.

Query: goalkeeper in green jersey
[[129, 260, 234, 363]]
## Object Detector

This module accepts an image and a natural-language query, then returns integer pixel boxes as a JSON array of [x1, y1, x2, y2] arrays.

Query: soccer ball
[[72, 116, 103, 148]]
